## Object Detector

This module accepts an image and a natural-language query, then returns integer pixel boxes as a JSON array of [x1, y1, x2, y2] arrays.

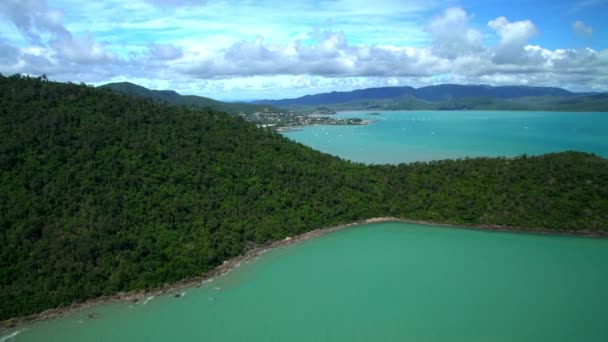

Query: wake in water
[[0, 329, 22, 342], [141, 295, 155, 305]]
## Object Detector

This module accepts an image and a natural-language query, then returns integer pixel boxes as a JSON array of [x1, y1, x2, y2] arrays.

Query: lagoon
[[282, 111, 608, 164], [5, 222, 608, 341]]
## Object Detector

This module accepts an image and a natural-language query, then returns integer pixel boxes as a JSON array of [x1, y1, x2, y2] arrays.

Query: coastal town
[[239, 108, 374, 131]]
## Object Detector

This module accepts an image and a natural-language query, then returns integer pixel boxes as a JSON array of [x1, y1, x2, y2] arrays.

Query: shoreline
[[2, 217, 606, 332]]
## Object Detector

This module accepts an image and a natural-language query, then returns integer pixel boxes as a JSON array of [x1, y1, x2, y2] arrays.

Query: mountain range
[[253, 84, 608, 111], [101, 82, 608, 113]]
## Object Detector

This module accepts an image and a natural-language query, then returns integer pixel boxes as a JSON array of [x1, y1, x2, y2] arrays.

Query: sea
[[282, 111, 608, 164]]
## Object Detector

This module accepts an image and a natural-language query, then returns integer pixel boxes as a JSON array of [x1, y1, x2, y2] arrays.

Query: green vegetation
[[1, 74, 607, 321]]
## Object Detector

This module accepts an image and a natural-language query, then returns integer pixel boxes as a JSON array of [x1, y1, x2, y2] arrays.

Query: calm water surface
[[5, 222, 608, 341], [282, 111, 608, 164]]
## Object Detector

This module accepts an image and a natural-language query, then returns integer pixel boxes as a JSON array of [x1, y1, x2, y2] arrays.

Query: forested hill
[[1, 74, 607, 321], [101, 82, 278, 114]]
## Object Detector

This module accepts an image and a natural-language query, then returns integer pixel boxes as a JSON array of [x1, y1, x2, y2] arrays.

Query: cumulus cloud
[[572, 20, 593, 37], [488, 17, 537, 46], [0, 0, 67, 44], [171, 25, 608, 96], [50, 32, 116, 64], [0, 0, 116, 71], [488, 16, 538, 64], [168, 7, 605, 91], [177, 31, 447, 78], [427, 7, 483, 59]]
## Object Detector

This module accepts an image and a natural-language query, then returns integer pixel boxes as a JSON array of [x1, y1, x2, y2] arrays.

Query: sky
[[1, 0, 607, 100]]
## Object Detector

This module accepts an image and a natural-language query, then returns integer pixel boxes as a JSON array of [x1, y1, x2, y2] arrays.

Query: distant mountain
[[256, 86, 417, 107], [101, 82, 279, 114], [254, 84, 606, 111], [414, 84, 574, 101]]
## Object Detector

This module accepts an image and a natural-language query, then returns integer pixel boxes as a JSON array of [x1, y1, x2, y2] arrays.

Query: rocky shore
[[2, 217, 605, 332]]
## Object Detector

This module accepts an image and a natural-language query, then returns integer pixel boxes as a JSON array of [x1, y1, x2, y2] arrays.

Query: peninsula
[[1, 74, 607, 324]]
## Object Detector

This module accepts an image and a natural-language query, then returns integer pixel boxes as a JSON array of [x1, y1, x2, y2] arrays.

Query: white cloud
[[1, 0, 65, 43], [572, 20, 593, 37], [163, 25, 608, 98], [427, 7, 483, 59], [488, 16, 538, 65], [50, 32, 116, 63], [175, 31, 447, 79], [0, 0, 117, 67], [488, 17, 537, 46]]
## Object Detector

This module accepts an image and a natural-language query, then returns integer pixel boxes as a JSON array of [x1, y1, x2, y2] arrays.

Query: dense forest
[[1, 74, 607, 321]]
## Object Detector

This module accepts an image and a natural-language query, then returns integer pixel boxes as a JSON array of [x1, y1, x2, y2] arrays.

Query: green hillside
[[1, 74, 607, 321], [101, 82, 279, 114]]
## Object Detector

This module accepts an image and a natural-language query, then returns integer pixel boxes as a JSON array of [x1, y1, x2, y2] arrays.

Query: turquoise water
[[283, 111, 608, 164], [5, 222, 608, 341]]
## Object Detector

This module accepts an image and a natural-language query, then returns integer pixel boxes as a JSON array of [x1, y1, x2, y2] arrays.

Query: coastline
[[2, 217, 606, 332]]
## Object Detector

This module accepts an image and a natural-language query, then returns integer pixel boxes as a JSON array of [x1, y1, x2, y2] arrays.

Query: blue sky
[[1, 0, 607, 100]]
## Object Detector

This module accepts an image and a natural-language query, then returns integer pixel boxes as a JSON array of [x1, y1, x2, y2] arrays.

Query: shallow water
[[282, 111, 608, 164], [5, 222, 608, 341]]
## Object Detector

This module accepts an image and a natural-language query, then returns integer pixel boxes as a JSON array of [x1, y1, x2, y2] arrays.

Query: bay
[[282, 111, 608, 164]]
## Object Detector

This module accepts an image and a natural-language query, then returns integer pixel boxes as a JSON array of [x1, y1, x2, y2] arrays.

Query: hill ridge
[[252, 84, 606, 111]]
